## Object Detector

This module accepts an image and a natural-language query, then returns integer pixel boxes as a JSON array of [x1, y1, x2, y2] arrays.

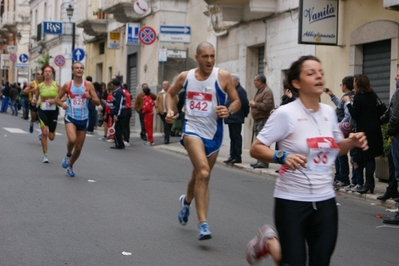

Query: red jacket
[[142, 95, 155, 115]]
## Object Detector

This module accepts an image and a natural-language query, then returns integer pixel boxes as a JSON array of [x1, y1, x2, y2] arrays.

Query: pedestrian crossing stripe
[[3, 128, 28, 133], [2, 128, 62, 135]]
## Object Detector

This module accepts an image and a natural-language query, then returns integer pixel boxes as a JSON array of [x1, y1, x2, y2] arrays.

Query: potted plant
[[93, 9, 105, 19], [375, 124, 389, 181]]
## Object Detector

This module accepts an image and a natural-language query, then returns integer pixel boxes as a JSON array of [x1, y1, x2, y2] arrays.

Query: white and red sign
[[133, 0, 148, 15], [138, 26, 156, 45], [54, 54, 66, 67], [9, 53, 17, 62]]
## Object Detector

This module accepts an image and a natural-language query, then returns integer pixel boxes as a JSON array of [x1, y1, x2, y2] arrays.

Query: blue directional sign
[[19, 53, 29, 63], [72, 48, 85, 62], [126, 23, 140, 45], [42, 21, 63, 35], [159, 25, 191, 43]]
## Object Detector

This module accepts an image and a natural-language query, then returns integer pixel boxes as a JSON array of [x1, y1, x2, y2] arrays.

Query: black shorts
[[38, 109, 59, 133], [29, 102, 38, 111]]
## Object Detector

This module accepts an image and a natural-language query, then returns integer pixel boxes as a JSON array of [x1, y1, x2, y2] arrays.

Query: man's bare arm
[[220, 70, 241, 114], [23, 81, 36, 95], [86, 81, 100, 106], [165, 71, 187, 123], [55, 82, 68, 109]]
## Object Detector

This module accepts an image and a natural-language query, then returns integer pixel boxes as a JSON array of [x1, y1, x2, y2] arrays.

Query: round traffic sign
[[72, 48, 85, 62], [54, 54, 66, 67], [138, 26, 156, 45], [9, 53, 17, 62], [133, 0, 148, 15], [19, 53, 29, 63]]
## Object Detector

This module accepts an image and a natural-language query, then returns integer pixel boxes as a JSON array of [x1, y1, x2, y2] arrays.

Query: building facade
[[3, 0, 399, 148]]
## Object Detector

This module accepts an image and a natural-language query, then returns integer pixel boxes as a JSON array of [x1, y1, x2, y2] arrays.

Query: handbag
[[375, 93, 387, 117]]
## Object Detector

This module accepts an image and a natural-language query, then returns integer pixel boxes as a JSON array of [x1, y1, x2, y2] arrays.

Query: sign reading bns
[[42, 21, 63, 35]]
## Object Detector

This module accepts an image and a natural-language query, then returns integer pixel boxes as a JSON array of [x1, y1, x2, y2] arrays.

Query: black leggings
[[274, 198, 338, 266]]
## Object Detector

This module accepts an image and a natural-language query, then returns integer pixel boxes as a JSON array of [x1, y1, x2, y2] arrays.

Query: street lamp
[[66, 4, 75, 65], [16, 32, 22, 43]]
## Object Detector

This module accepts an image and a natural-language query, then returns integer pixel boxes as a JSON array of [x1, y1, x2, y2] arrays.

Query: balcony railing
[[1, 12, 16, 29]]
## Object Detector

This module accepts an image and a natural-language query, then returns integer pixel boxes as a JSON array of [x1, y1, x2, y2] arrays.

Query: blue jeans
[[87, 109, 97, 132], [334, 154, 349, 184], [10, 99, 18, 115], [351, 160, 362, 186], [0, 96, 9, 112], [21, 97, 29, 118], [391, 134, 399, 206]]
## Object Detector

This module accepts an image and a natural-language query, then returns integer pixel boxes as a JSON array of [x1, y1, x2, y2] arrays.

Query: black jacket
[[111, 87, 126, 117], [347, 92, 383, 160], [224, 83, 249, 124], [388, 87, 399, 136]]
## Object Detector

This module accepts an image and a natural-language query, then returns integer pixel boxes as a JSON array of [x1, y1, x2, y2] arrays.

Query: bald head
[[196, 42, 215, 55]]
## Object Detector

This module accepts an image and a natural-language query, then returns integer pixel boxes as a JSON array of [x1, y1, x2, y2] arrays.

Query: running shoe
[[106, 138, 114, 143], [29, 122, 33, 133], [38, 133, 42, 140], [245, 224, 277, 265], [98, 136, 106, 141], [197, 222, 212, 240], [42, 155, 49, 163], [62, 155, 71, 169], [178, 195, 191, 226], [66, 166, 75, 177]]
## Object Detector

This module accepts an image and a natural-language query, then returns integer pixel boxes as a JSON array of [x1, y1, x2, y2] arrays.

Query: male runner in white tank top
[[165, 41, 241, 240]]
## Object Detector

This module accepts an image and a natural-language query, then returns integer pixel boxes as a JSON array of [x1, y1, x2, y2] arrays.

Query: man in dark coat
[[223, 73, 249, 164], [383, 70, 399, 225]]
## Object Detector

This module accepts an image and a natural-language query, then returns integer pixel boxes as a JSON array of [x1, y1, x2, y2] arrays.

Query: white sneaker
[[124, 141, 131, 147], [42, 155, 49, 163], [245, 224, 277, 265], [351, 184, 363, 192], [106, 138, 114, 143]]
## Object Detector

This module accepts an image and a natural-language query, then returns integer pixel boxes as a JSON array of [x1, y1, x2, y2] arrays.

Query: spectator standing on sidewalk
[[377, 71, 399, 201], [249, 74, 275, 169], [122, 83, 132, 146], [165, 41, 240, 240], [223, 73, 249, 165], [156, 80, 178, 144], [109, 79, 127, 149], [9, 84, 19, 116], [383, 69, 399, 225], [0, 81, 11, 113], [134, 83, 156, 141], [143, 88, 155, 146], [325, 76, 355, 188], [343, 74, 383, 194]]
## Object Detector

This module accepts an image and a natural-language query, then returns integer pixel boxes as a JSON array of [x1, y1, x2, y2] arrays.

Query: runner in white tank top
[[164, 42, 241, 241], [55, 62, 100, 177]]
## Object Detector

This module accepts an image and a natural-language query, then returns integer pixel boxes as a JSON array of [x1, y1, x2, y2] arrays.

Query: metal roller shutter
[[363, 40, 391, 104]]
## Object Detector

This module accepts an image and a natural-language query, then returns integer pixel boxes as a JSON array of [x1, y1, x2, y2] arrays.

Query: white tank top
[[183, 67, 226, 139]]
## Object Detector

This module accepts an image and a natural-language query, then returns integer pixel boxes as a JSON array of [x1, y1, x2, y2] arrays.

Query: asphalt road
[[0, 113, 398, 266]]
